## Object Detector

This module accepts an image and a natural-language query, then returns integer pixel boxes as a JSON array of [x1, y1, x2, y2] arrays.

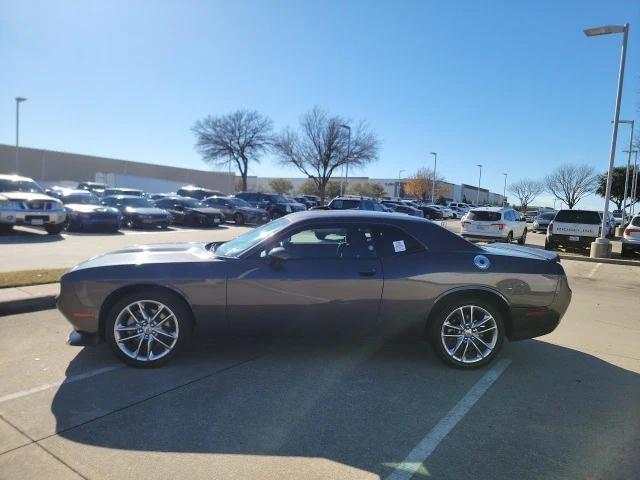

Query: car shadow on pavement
[[0, 230, 64, 244], [49, 337, 640, 479]]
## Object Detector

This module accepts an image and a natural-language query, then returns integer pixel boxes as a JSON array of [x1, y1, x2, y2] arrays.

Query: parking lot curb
[[557, 254, 640, 267], [0, 283, 59, 316]]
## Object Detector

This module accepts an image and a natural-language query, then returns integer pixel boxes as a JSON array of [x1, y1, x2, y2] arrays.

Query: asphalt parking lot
[[0, 260, 638, 479], [0, 219, 626, 273]]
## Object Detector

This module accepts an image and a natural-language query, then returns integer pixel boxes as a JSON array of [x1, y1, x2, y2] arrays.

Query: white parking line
[[587, 263, 602, 278], [0, 364, 123, 404], [385, 359, 511, 480]]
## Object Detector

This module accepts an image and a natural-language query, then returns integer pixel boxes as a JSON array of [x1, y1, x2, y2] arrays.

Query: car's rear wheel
[[518, 228, 527, 245], [506, 232, 513, 243], [124, 218, 135, 229], [106, 291, 192, 367], [544, 239, 555, 251], [621, 245, 631, 258], [429, 298, 505, 369], [0, 224, 13, 234], [233, 212, 245, 225]]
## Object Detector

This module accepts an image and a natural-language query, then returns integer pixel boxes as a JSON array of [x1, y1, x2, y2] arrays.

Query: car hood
[[185, 207, 221, 215], [0, 192, 57, 202], [238, 206, 266, 215], [66, 204, 119, 214], [124, 207, 168, 215], [481, 243, 559, 262], [70, 242, 215, 271]]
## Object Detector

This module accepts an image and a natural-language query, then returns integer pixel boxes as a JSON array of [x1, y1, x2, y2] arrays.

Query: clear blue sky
[[2, 0, 639, 208]]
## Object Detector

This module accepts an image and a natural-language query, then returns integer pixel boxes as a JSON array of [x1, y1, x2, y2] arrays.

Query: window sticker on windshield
[[393, 240, 406, 253]]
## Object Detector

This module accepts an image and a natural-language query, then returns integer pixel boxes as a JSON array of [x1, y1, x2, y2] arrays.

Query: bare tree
[[268, 178, 294, 194], [273, 107, 379, 202], [192, 110, 274, 192], [508, 179, 544, 210], [544, 164, 598, 209]]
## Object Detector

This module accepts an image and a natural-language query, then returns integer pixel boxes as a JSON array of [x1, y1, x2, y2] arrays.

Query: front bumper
[[509, 275, 572, 341], [129, 217, 171, 228], [0, 209, 66, 226]]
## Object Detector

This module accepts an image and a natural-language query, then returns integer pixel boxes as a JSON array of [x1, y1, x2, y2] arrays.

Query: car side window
[[260, 225, 377, 259], [373, 225, 426, 257]]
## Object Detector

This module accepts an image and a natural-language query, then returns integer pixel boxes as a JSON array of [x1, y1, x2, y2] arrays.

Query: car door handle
[[358, 269, 377, 277]]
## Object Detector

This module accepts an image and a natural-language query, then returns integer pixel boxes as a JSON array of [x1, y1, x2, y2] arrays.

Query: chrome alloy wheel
[[440, 305, 498, 364], [114, 300, 179, 362]]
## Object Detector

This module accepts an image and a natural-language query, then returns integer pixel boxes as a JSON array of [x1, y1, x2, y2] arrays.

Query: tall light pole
[[430, 152, 437, 203], [476, 164, 482, 205], [502, 173, 508, 206], [15, 97, 27, 173], [617, 120, 634, 227], [631, 149, 639, 216], [397, 169, 405, 197], [584, 23, 629, 258], [339, 124, 351, 195]]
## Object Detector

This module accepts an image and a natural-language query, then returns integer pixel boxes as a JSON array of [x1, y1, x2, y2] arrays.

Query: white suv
[[460, 207, 527, 244], [621, 214, 640, 258], [0, 174, 66, 234]]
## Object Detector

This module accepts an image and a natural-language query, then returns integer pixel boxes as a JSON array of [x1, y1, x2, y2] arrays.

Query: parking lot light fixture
[[339, 124, 351, 195], [15, 97, 27, 173], [397, 169, 405, 197], [476, 164, 482, 205], [430, 152, 437, 203], [583, 23, 629, 259], [503, 173, 508, 206], [617, 120, 634, 226]]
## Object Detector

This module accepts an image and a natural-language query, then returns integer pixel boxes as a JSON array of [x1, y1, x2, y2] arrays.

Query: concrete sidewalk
[[0, 283, 58, 316]]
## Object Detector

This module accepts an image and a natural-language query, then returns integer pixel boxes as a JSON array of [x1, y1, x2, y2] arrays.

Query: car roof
[[0, 174, 35, 182], [61, 189, 94, 196], [470, 206, 509, 212]]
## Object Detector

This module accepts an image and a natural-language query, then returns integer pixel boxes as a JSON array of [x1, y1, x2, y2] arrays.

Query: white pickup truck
[[545, 209, 601, 251]]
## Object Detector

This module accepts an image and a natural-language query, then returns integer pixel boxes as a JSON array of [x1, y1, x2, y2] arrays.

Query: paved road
[[0, 260, 638, 479], [0, 224, 252, 272], [0, 220, 626, 272]]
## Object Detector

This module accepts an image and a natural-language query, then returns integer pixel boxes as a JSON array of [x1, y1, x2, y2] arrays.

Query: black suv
[[235, 192, 305, 219], [314, 196, 387, 212]]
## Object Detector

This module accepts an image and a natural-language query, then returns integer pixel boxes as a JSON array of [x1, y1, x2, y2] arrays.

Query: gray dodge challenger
[[57, 210, 572, 368]]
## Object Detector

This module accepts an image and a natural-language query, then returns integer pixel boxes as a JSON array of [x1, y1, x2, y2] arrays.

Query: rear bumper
[[509, 275, 572, 341], [461, 233, 507, 242], [547, 233, 596, 247]]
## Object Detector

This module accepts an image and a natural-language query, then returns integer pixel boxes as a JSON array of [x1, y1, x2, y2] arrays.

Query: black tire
[[517, 228, 527, 245], [45, 224, 64, 235], [621, 246, 630, 258], [506, 232, 513, 243], [105, 290, 193, 368], [0, 224, 13, 234], [544, 239, 555, 251], [125, 217, 135, 229], [233, 212, 245, 225], [428, 297, 505, 369]]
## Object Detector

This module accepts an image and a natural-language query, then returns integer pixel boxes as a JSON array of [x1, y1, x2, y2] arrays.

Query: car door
[[226, 223, 384, 335]]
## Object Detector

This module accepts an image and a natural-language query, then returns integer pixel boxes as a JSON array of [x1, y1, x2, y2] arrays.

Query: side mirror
[[267, 246, 289, 263]]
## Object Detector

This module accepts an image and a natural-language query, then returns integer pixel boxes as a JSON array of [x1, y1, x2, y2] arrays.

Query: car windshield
[[554, 210, 601, 224], [121, 197, 153, 207], [467, 210, 501, 221], [214, 217, 289, 257], [0, 179, 44, 193], [540, 212, 555, 220], [63, 194, 100, 205], [632, 217, 640, 227], [230, 198, 252, 208]]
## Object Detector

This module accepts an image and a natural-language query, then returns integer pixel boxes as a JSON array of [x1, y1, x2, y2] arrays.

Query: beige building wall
[[0, 144, 234, 193]]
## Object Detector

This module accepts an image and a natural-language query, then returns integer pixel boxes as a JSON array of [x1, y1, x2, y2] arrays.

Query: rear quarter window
[[631, 216, 640, 227], [467, 211, 502, 221]]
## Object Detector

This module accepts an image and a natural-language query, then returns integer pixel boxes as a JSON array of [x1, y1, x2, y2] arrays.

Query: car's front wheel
[[518, 228, 527, 245], [233, 212, 245, 225], [429, 298, 505, 369], [106, 291, 193, 367], [45, 224, 64, 235]]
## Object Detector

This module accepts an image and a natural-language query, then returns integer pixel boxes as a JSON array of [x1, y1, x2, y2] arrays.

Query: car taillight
[[491, 223, 505, 230], [548, 223, 553, 233], [625, 228, 640, 235]]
